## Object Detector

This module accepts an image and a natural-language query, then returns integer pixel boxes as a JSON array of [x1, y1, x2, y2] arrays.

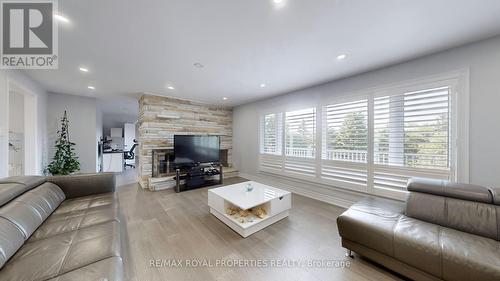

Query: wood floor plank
[[116, 173, 403, 281]]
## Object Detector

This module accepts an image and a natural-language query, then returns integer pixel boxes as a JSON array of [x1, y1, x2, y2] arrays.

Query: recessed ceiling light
[[223, 97, 228, 100], [260, 83, 266, 88], [54, 14, 70, 23], [336, 54, 347, 60], [79, 67, 88, 72], [193, 62, 204, 68], [88, 86, 95, 90], [273, 0, 283, 3], [167, 86, 175, 90]]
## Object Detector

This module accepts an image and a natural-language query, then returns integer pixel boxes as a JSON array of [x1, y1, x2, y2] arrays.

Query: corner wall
[[47, 93, 98, 173], [233, 35, 500, 206]]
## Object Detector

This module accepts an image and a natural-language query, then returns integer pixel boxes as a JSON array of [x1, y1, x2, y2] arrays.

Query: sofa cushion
[[0, 176, 46, 190], [446, 197, 498, 240], [393, 216, 442, 277], [337, 197, 404, 257], [0, 221, 122, 281], [46, 257, 124, 281], [0, 183, 30, 207], [0, 218, 25, 269], [29, 201, 120, 242], [0, 183, 65, 238], [406, 191, 499, 240], [53, 193, 117, 215], [48, 173, 115, 199], [405, 192, 446, 225], [441, 227, 500, 281]]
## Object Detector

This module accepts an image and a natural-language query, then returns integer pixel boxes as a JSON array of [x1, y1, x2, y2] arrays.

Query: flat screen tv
[[173, 135, 220, 167]]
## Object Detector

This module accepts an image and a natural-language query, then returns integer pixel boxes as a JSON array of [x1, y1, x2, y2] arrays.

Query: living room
[[1, 1, 500, 280]]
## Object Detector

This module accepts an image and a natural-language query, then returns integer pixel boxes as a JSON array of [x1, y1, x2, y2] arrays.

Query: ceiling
[[24, 0, 500, 106]]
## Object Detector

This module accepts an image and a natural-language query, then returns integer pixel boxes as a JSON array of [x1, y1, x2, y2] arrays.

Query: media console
[[174, 164, 223, 193]]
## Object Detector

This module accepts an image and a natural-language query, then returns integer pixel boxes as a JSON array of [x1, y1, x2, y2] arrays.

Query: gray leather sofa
[[337, 178, 500, 281], [0, 173, 125, 281]]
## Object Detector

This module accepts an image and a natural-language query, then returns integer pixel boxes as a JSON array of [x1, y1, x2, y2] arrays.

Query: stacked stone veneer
[[138, 94, 233, 188]]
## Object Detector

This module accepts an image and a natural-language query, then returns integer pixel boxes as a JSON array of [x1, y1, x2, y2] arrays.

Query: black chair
[[124, 140, 138, 168]]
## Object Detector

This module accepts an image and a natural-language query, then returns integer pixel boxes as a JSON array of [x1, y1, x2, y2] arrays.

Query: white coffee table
[[208, 181, 291, 237]]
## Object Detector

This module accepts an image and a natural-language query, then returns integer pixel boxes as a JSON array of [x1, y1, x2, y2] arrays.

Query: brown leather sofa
[[337, 178, 500, 281], [0, 173, 126, 281]]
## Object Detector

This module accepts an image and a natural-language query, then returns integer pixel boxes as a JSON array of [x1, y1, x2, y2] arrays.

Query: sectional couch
[[337, 178, 500, 281], [0, 173, 126, 281]]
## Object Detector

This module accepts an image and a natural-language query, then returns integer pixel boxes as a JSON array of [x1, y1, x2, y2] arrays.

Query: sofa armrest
[[48, 173, 116, 199]]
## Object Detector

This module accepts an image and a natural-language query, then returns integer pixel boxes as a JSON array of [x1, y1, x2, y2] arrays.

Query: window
[[322, 99, 368, 162], [373, 87, 450, 169], [259, 113, 282, 155], [285, 108, 316, 158], [258, 72, 467, 200]]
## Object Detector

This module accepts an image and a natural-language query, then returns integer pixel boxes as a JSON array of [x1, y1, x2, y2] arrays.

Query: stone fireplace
[[138, 94, 234, 189]]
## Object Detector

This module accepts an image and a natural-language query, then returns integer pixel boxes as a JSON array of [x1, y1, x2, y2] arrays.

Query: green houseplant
[[47, 111, 80, 175]]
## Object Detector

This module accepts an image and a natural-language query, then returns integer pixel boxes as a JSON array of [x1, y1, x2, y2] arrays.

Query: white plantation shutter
[[259, 113, 282, 155], [372, 166, 449, 194], [285, 108, 316, 158], [259, 113, 283, 173], [320, 160, 368, 192], [320, 99, 369, 191], [283, 108, 316, 177], [257, 75, 463, 200], [373, 87, 450, 169], [322, 99, 368, 162], [372, 86, 451, 194]]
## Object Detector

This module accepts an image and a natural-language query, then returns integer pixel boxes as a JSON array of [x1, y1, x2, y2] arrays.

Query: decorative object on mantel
[[47, 111, 80, 175]]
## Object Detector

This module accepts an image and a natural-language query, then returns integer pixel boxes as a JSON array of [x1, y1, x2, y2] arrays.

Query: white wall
[[102, 113, 137, 137], [233, 35, 500, 206], [47, 93, 98, 173], [0, 70, 48, 177]]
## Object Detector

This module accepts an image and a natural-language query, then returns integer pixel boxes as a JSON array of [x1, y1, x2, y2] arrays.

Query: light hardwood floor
[[116, 174, 404, 281]]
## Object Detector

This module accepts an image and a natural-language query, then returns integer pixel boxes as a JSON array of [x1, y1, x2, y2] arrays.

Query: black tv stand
[[174, 164, 223, 193]]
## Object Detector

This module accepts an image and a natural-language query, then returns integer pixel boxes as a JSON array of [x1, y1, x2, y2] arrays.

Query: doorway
[[8, 82, 38, 176]]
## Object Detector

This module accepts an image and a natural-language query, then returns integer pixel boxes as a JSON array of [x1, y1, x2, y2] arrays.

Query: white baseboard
[[238, 172, 398, 209]]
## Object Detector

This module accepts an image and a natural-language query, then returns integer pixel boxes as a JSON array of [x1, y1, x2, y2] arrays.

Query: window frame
[[257, 69, 469, 200]]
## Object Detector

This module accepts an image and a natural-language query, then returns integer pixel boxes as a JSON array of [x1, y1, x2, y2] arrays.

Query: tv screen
[[174, 135, 220, 166]]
